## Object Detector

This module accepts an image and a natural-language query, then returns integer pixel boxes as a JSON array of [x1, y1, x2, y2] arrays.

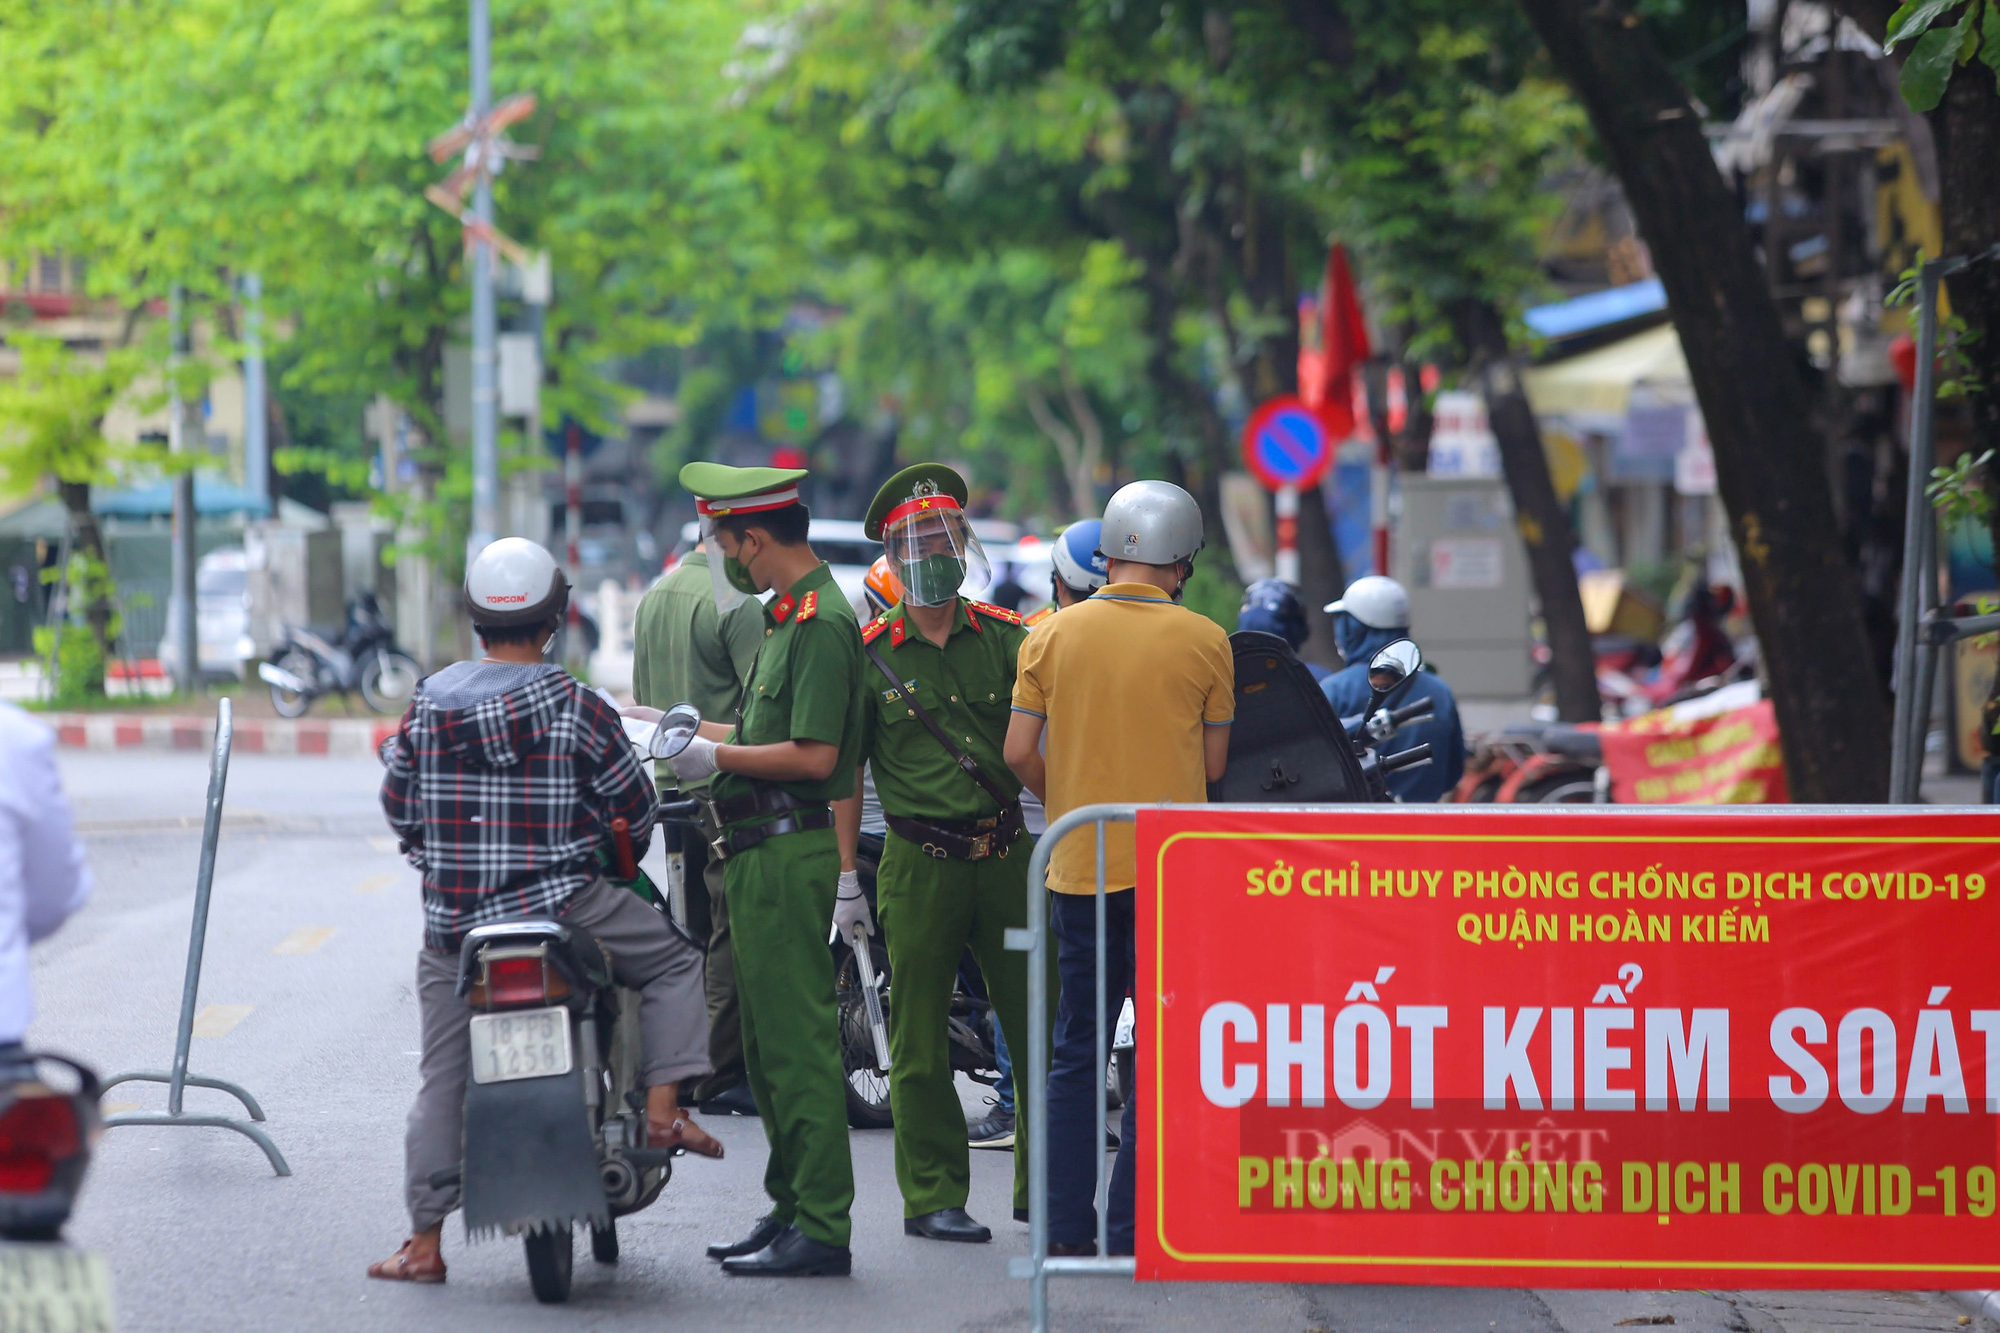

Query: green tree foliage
[[1883, 0, 2000, 110], [0, 333, 146, 691]]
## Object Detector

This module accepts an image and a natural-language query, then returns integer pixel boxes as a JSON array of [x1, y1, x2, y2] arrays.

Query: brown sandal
[[367, 1240, 447, 1284], [650, 1114, 726, 1159]]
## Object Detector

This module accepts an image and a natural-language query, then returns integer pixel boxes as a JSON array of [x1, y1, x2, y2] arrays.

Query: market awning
[[1522, 323, 1691, 418], [92, 477, 272, 518], [1523, 278, 1666, 341]]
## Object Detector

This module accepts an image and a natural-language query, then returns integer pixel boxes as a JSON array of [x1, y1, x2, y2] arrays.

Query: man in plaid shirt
[[369, 539, 721, 1286]]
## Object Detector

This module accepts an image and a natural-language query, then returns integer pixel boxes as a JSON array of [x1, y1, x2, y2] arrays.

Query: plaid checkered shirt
[[380, 667, 657, 952]]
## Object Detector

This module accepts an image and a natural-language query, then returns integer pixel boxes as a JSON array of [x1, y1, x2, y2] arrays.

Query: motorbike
[[0, 1050, 100, 1242], [259, 591, 422, 719], [1213, 630, 1435, 805], [0, 1049, 115, 1329], [424, 814, 686, 1305]]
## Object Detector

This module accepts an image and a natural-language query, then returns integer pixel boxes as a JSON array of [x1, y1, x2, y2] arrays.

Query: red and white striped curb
[[46, 713, 397, 758]]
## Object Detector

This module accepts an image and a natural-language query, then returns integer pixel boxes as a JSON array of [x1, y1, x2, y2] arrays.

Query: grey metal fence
[[1004, 803, 1140, 1333]]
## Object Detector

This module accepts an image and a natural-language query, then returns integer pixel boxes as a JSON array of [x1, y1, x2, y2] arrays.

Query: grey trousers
[[403, 877, 713, 1231]]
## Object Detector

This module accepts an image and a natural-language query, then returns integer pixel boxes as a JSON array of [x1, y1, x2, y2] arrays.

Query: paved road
[[27, 749, 1990, 1332]]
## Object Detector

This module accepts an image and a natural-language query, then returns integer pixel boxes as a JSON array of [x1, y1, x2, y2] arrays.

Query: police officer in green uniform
[[665, 463, 866, 1278], [631, 539, 764, 1114], [832, 464, 1037, 1243]]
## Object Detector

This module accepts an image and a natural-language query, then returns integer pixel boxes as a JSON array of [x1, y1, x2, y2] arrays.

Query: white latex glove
[[667, 735, 719, 783], [832, 870, 874, 939], [1365, 708, 1395, 742]]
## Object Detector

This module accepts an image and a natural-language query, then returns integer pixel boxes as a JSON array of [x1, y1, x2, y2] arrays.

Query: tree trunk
[[1931, 40, 2000, 758], [1457, 300, 1599, 723], [1517, 0, 1891, 803], [55, 480, 111, 694], [1225, 177, 1345, 663]]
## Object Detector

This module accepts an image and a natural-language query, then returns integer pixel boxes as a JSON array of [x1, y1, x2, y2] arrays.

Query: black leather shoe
[[706, 1214, 784, 1261], [1048, 1240, 1098, 1257], [1013, 1206, 1028, 1224], [720, 1225, 853, 1276], [903, 1207, 991, 1243], [697, 1082, 760, 1117]]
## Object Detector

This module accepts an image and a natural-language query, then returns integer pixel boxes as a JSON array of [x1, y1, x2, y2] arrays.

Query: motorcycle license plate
[[468, 1007, 572, 1085], [0, 1245, 116, 1332]]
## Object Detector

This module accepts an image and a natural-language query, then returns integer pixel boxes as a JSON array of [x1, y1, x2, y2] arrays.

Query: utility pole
[[241, 273, 269, 510], [467, 0, 498, 564], [168, 287, 200, 696]]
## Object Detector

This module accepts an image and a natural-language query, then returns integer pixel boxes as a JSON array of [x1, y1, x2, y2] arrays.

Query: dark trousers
[[1047, 889, 1135, 1253], [673, 826, 745, 1101]]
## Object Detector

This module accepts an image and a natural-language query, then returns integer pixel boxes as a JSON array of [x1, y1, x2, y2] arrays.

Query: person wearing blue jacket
[[1320, 576, 1467, 803], [1237, 579, 1334, 686]]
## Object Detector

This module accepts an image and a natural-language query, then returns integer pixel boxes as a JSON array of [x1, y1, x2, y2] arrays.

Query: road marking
[[272, 926, 336, 955], [367, 836, 400, 854], [192, 1004, 253, 1038], [100, 1102, 139, 1115], [353, 873, 395, 895]]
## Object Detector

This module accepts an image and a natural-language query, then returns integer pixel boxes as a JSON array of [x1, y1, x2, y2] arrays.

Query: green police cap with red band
[[864, 463, 970, 542]]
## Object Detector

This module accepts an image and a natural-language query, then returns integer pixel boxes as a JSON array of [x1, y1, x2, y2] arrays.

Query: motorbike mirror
[[648, 702, 702, 761], [1364, 638, 1423, 714], [1367, 639, 1422, 690]]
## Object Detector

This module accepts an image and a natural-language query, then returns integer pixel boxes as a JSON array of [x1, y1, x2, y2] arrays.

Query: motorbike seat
[[1536, 727, 1603, 761]]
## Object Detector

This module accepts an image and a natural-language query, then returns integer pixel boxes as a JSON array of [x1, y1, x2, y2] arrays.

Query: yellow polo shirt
[[1012, 583, 1234, 894]]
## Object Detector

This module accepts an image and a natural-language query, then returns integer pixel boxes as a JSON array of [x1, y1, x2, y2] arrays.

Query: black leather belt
[[711, 806, 835, 858], [885, 803, 1025, 862], [705, 784, 817, 827]]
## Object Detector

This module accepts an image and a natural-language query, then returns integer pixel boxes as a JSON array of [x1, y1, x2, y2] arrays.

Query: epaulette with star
[[795, 590, 820, 622], [861, 613, 891, 644], [968, 600, 1023, 626]]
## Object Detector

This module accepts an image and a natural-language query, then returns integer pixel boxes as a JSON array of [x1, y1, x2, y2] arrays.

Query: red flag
[[1300, 244, 1370, 439]]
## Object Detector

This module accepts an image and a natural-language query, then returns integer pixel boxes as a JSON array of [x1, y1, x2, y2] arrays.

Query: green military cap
[[864, 463, 970, 541], [679, 461, 808, 515]]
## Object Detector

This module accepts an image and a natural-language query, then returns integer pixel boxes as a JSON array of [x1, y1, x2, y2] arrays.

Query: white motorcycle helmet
[[465, 537, 570, 632], [1098, 480, 1205, 567], [1324, 574, 1410, 629]]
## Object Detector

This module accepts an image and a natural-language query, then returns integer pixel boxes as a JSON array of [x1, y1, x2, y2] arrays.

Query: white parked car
[[157, 548, 254, 682]]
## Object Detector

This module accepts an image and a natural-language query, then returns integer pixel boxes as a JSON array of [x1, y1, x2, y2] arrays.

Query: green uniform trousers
[[724, 824, 856, 1247], [877, 828, 1038, 1216]]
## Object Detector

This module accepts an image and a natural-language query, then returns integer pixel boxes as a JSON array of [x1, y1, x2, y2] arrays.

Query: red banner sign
[[1136, 806, 2000, 1286], [1598, 700, 1787, 804]]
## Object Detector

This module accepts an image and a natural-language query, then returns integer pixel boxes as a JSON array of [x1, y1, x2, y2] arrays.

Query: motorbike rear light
[[476, 952, 571, 1009], [0, 1095, 79, 1193]]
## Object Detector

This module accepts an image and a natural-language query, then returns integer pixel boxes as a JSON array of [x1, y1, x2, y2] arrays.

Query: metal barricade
[[1004, 803, 1140, 1332], [102, 698, 290, 1175]]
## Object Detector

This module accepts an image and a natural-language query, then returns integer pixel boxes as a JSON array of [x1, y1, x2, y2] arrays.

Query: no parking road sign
[[1243, 395, 1334, 493]]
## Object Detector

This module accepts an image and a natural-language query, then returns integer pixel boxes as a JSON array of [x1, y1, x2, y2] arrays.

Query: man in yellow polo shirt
[[1003, 479, 1233, 1257]]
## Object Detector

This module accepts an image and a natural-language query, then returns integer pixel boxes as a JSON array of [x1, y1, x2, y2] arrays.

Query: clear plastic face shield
[[698, 511, 750, 614], [883, 498, 989, 607]]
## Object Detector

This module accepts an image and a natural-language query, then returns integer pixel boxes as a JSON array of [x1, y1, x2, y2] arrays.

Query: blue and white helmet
[[1051, 520, 1109, 595]]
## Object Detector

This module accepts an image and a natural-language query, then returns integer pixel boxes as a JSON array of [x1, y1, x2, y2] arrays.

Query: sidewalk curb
[[45, 712, 396, 758], [1951, 1291, 2000, 1326]]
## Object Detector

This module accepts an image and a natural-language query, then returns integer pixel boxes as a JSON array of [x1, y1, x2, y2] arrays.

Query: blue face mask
[[1333, 613, 1370, 663]]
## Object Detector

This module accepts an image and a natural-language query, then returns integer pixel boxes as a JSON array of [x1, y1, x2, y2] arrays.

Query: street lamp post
[[467, 0, 498, 563], [426, 2, 536, 567]]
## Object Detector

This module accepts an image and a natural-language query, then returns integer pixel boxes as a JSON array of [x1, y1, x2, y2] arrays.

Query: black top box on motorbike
[[1209, 631, 1370, 805]]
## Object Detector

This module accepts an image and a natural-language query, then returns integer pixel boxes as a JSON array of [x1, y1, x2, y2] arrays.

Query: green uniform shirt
[[712, 562, 867, 813], [857, 599, 1028, 822], [631, 553, 765, 790]]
